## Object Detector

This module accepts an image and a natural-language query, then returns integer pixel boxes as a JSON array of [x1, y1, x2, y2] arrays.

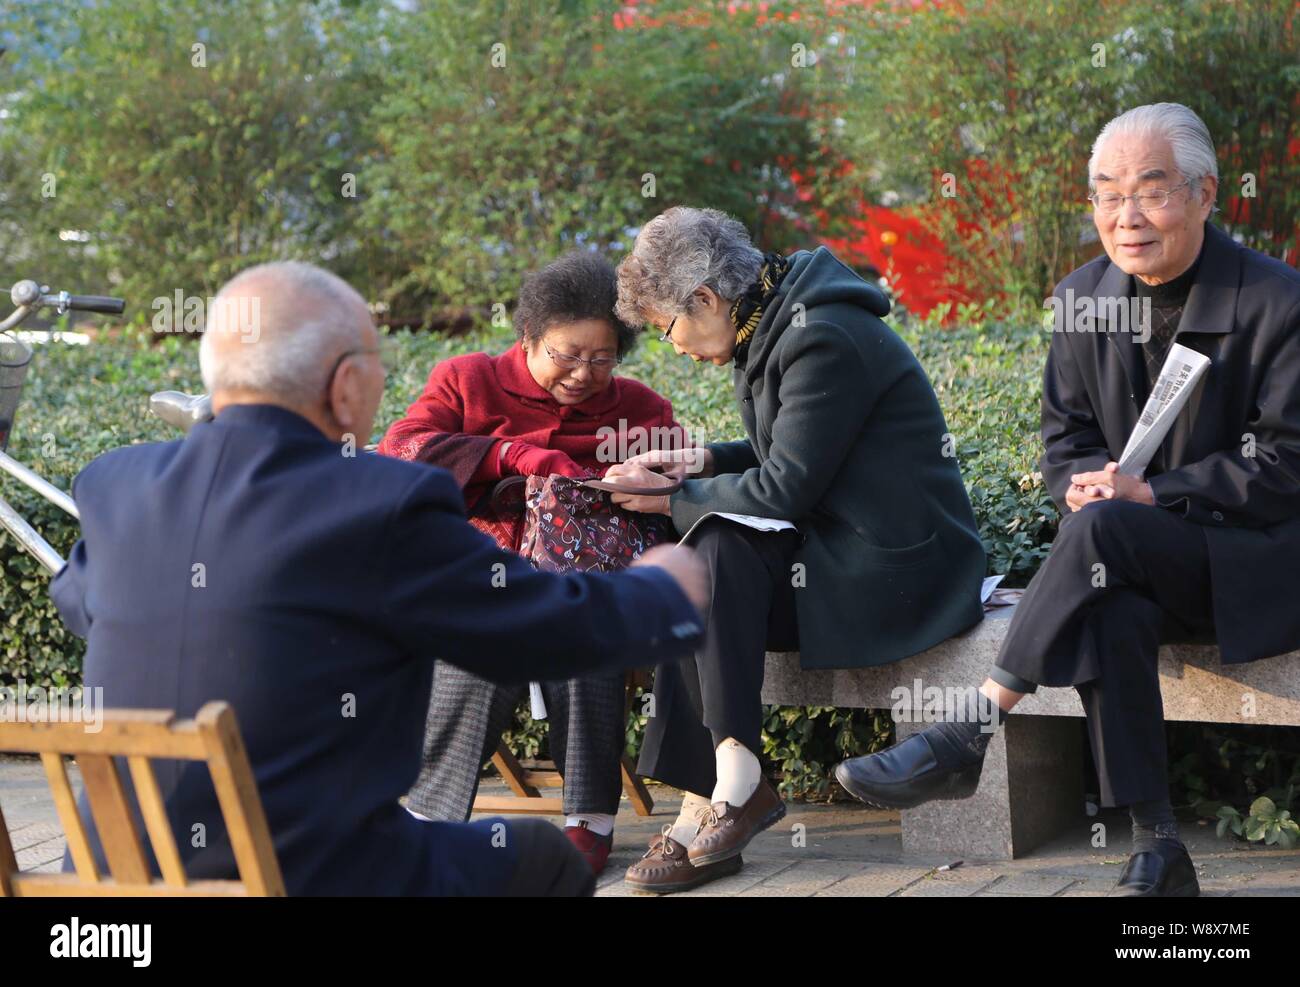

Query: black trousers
[[636, 518, 801, 796], [990, 499, 1216, 807]]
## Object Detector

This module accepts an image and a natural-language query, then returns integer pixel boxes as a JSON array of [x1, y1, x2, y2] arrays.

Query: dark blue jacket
[[51, 403, 702, 895]]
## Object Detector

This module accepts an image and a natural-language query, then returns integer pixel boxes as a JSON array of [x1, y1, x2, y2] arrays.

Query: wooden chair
[[472, 670, 656, 817], [0, 701, 285, 897]]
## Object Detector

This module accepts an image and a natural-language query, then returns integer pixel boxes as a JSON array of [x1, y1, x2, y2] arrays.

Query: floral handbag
[[492, 473, 682, 573]]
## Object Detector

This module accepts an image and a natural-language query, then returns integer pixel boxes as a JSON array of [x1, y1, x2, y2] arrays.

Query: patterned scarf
[[730, 252, 791, 352]]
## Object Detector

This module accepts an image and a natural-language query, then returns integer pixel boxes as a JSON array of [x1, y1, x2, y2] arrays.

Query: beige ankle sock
[[712, 737, 761, 806], [668, 791, 712, 846]]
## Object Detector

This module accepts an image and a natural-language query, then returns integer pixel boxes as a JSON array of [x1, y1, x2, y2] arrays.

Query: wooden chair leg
[[0, 800, 17, 897], [621, 755, 655, 816], [491, 745, 540, 799], [471, 744, 563, 815]]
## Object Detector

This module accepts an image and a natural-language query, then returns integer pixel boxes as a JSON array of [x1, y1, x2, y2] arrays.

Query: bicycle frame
[[0, 279, 124, 575]]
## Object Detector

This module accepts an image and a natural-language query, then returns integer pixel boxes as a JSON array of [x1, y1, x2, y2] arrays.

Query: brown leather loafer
[[687, 777, 786, 867], [624, 829, 743, 894]]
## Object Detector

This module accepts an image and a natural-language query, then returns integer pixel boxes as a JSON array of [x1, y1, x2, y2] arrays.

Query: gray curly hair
[[615, 206, 763, 327]]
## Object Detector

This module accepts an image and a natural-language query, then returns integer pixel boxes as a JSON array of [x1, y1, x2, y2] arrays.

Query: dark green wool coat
[[669, 246, 987, 669]]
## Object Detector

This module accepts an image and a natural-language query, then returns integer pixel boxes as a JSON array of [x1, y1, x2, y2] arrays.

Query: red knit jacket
[[379, 344, 683, 515]]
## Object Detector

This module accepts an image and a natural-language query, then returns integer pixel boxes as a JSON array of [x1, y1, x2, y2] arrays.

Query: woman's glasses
[[543, 342, 619, 374]]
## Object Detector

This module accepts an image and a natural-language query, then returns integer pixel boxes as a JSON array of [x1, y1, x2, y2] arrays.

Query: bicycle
[[0, 279, 124, 574]]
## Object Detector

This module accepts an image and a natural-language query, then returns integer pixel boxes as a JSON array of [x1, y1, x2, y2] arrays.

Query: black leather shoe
[[1109, 841, 1200, 897], [834, 732, 983, 810]]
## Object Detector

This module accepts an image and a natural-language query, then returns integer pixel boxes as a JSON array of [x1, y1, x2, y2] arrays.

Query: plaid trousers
[[406, 661, 627, 820]]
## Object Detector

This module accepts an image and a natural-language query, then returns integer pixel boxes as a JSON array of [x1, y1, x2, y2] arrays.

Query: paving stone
[[896, 865, 1002, 897], [815, 864, 934, 896], [8, 761, 1300, 897], [8, 820, 63, 852], [975, 872, 1079, 896], [739, 859, 866, 897], [16, 841, 65, 872]]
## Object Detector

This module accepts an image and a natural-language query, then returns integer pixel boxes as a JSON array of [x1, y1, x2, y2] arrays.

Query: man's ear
[[1198, 176, 1219, 217], [328, 359, 360, 433]]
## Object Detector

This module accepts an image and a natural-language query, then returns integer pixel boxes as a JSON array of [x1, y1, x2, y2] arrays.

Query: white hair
[[1088, 102, 1219, 201], [199, 261, 368, 408], [615, 206, 763, 326]]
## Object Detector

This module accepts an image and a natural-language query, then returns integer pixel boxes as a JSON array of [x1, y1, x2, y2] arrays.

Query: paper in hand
[[1117, 342, 1211, 477]]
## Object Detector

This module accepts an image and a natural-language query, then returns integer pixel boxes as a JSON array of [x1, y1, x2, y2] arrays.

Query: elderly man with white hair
[[49, 260, 709, 896], [838, 103, 1300, 896]]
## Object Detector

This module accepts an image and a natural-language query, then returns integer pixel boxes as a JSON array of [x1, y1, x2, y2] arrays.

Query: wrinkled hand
[[632, 544, 710, 616], [602, 462, 675, 515], [623, 446, 714, 480], [503, 441, 586, 479], [1068, 461, 1153, 510]]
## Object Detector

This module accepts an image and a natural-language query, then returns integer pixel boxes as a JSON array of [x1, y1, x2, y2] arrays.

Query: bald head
[[200, 261, 373, 408], [199, 261, 385, 442]]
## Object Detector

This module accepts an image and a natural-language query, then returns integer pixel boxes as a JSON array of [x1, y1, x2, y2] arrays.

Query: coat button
[[1212, 510, 1224, 522]]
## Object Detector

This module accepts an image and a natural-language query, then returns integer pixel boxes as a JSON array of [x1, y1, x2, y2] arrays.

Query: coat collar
[[492, 342, 625, 418], [209, 402, 332, 442], [1088, 222, 1239, 408]]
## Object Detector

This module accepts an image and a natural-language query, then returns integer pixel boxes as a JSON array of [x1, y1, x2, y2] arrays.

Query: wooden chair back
[[0, 700, 285, 896]]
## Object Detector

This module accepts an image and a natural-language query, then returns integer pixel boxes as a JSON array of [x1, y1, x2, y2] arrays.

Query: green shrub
[[359, 0, 835, 322], [1, 0, 382, 310], [839, 0, 1300, 309]]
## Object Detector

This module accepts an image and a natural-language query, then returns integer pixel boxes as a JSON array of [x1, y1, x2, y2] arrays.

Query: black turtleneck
[[1132, 239, 1204, 388]]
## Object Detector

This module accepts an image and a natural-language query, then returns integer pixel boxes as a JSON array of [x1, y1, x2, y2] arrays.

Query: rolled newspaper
[[1116, 342, 1211, 477]]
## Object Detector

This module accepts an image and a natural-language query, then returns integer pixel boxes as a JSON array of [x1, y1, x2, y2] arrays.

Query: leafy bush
[[838, 0, 1300, 309], [1216, 798, 1299, 850], [359, 0, 835, 322], [1, 0, 845, 326], [1, 0, 382, 310]]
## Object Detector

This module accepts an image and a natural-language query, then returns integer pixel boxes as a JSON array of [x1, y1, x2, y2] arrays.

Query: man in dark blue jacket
[[51, 260, 707, 896]]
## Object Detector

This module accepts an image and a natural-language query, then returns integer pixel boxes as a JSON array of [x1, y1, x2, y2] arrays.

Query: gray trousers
[[407, 661, 626, 820]]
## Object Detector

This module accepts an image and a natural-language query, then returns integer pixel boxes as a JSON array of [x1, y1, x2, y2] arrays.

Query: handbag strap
[[489, 473, 685, 514]]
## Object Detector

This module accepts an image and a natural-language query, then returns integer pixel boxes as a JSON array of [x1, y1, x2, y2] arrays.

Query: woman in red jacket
[[379, 252, 684, 875]]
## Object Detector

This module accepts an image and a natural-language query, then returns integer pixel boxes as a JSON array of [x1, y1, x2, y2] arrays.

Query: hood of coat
[[739, 246, 891, 374]]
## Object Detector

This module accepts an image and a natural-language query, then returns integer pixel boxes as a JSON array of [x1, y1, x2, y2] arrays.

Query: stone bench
[[761, 604, 1300, 860]]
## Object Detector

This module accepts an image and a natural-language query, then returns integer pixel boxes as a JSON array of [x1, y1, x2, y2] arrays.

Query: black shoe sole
[[687, 799, 787, 867], [624, 854, 744, 895], [834, 759, 983, 810], [1110, 879, 1201, 898]]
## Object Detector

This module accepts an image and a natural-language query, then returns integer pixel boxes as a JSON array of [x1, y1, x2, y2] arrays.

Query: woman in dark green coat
[[606, 206, 986, 894]]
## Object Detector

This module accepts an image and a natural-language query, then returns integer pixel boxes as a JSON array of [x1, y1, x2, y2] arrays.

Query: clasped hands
[[1066, 461, 1154, 512]]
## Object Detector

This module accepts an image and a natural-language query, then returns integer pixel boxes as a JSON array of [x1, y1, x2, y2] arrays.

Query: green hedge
[[3, 318, 1295, 821]]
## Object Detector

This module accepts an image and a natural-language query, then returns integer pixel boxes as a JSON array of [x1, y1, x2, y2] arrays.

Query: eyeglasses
[[1088, 179, 1191, 214], [658, 315, 679, 344], [543, 342, 619, 374], [325, 339, 391, 392]]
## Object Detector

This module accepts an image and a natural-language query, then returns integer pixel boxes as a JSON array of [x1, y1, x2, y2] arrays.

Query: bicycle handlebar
[[7, 280, 126, 315], [65, 294, 126, 314]]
